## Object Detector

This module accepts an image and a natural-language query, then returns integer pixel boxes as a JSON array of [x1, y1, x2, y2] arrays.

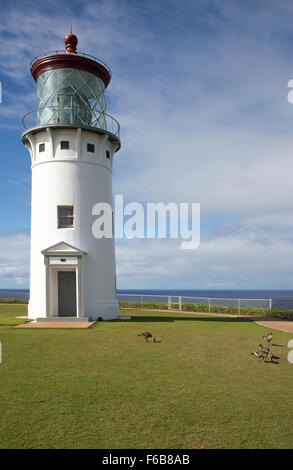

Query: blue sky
[[1, 0, 293, 289]]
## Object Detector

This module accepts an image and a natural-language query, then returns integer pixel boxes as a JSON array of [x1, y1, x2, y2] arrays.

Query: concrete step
[[36, 316, 90, 323]]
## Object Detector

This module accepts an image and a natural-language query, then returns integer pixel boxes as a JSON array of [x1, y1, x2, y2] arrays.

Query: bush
[[119, 299, 293, 320], [0, 298, 28, 304]]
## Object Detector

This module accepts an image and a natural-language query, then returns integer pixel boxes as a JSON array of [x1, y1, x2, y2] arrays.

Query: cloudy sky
[[1, 0, 293, 290]]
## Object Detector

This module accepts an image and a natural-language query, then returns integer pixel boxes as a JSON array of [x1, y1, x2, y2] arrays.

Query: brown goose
[[252, 347, 273, 363], [138, 332, 156, 343], [262, 333, 272, 345]]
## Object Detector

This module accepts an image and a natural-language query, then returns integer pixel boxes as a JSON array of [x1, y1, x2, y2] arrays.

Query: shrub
[[118, 299, 293, 320], [0, 298, 28, 304]]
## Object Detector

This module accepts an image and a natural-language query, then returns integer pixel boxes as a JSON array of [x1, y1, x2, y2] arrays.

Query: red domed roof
[[30, 31, 111, 87]]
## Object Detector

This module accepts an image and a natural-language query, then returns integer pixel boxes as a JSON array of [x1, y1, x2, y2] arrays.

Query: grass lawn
[[1, 304, 293, 449]]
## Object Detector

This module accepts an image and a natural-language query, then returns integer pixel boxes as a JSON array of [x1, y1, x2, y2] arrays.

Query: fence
[[117, 294, 293, 319]]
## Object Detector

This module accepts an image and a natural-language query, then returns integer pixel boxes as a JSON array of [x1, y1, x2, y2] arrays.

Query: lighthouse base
[[83, 300, 120, 321], [36, 316, 90, 322], [27, 242, 120, 321], [28, 299, 119, 322]]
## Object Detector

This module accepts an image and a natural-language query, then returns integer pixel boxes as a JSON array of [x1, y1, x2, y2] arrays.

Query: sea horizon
[[2, 287, 293, 301]]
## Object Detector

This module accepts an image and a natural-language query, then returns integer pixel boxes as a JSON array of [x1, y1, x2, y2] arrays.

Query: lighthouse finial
[[64, 26, 78, 53]]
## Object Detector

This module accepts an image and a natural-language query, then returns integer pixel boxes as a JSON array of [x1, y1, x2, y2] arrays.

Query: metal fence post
[[208, 298, 211, 313], [179, 296, 182, 311], [168, 296, 171, 310], [238, 299, 240, 315], [269, 299, 272, 318]]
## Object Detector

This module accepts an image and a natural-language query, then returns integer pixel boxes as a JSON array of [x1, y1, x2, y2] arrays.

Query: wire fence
[[117, 294, 293, 320]]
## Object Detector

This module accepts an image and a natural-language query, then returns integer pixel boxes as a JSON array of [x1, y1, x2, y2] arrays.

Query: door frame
[[45, 258, 83, 318], [42, 242, 87, 318]]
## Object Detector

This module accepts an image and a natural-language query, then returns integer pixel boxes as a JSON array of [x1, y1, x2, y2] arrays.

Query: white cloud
[[116, 232, 293, 289], [0, 231, 30, 288]]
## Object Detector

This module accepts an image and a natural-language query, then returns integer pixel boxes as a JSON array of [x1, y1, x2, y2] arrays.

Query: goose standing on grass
[[138, 332, 156, 343], [259, 344, 270, 352], [262, 332, 272, 345], [251, 347, 273, 363]]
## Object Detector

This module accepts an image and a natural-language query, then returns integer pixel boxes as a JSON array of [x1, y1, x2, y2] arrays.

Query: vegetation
[[0, 298, 28, 304], [1, 304, 293, 448], [119, 300, 293, 319]]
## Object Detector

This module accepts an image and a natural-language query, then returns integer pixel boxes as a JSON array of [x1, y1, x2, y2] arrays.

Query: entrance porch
[[40, 241, 88, 321]]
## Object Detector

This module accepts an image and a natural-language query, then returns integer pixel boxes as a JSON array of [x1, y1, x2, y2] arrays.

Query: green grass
[[1, 304, 293, 449]]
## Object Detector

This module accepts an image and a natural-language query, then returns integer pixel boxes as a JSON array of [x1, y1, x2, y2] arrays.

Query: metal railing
[[30, 50, 112, 77], [117, 293, 293, 319], [22, 106, 120, 138]]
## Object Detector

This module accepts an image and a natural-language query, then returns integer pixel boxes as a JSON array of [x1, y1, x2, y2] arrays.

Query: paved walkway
[[244, 317, 293, 334]]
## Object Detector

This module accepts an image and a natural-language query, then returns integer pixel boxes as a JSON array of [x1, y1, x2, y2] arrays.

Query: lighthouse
[[22, 31, 120, 321]]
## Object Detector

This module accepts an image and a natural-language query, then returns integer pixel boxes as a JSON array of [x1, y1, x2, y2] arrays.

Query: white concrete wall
[[24, 127, 120, 320]]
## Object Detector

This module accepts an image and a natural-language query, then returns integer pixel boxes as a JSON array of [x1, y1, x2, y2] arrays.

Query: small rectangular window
[[58, 206, 74, 228], [39, 143, 45, 152], [106, 150, 110, 159], [87, 143, 95, 153], [61, 141, 69, 150]]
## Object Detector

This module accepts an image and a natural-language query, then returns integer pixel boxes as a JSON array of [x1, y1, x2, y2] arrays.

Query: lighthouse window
[[60, 141, 70, 150], [39, 143, 45, 152], [87, 143, 95, 153], [58, 206, 74, 228], [106, 150, 111, 159]]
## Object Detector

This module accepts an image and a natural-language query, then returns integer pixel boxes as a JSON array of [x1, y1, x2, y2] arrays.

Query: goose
[[262, 333, 272, 345], [138, 332, 156, 343], [252, 347, 273, 363], [259, 344, 269, 352]]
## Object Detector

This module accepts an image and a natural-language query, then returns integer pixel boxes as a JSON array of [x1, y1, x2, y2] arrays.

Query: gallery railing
[[22, 107, 120, 139], [30, 50, 112, 77]]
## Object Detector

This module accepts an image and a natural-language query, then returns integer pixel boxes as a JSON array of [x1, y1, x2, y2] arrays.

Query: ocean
[[1, 287, 293, 303]]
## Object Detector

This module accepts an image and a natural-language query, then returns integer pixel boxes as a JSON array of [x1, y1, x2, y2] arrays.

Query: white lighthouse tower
[[22, 31, 120, 321]]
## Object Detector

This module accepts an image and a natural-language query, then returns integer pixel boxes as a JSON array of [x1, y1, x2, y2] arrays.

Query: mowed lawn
[[1, 305, 293, 449]]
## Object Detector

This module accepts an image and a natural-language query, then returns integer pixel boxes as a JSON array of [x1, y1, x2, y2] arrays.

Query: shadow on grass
[[264, 360, 280, 364], [116, 315, 251, 323], [253, 357, 280, 364]]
